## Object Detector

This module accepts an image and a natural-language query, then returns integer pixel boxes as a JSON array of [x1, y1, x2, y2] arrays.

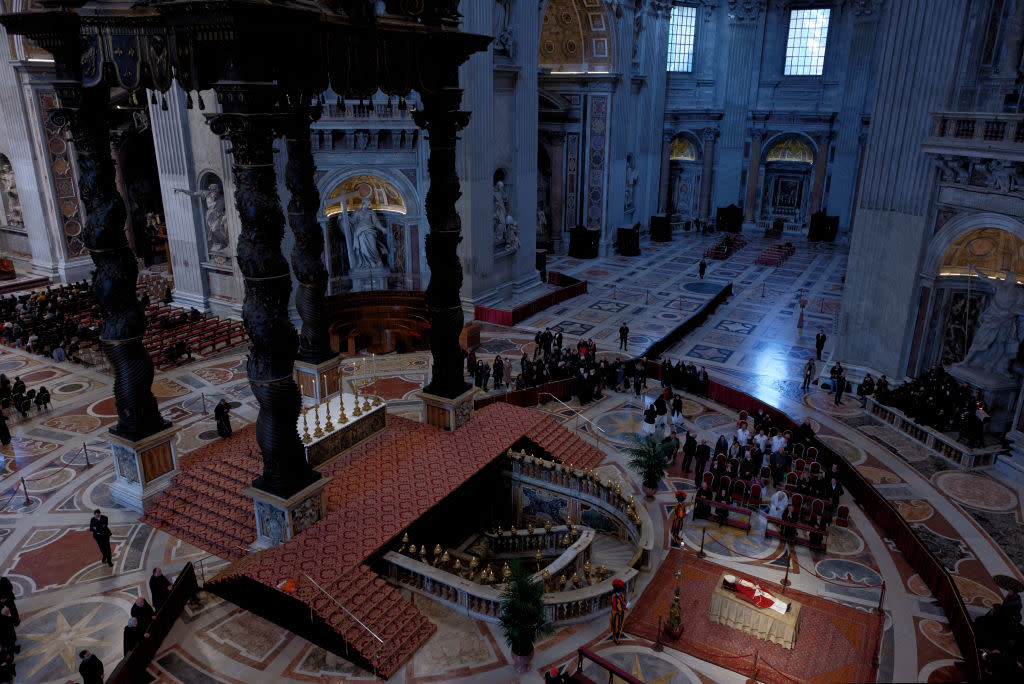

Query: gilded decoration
[[938, 227, 1024, 280], [325, 174, 407, 216], [765, 138, 814, 164], [670, 135, 696, 161], [539, 0, 614, 72]]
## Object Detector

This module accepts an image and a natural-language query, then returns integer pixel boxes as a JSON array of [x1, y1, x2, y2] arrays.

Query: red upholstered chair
[[812, 499, 824, 517], [792, 443, 805, 458], [785, 471, 798, 491], [748, 483, 762, 508], [720, 475, 732, 493], [836, 505, 850, 527], [810, 461, 822, 475], [760, 466, 772, 484], [794, 458, 806, 473], [703, 472, 715, 487], [807, 446, 818, 462], [728, 457, 740, 474], [732, 480, 746, 506]]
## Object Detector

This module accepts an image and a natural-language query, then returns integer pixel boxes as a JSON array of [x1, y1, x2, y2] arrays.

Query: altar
[[300, 393, 387, 468], [708, 573, 802, 649]]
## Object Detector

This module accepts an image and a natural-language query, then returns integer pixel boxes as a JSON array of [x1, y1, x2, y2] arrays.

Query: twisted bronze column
[[413, 89, 471, 399], [282, 109, 334, 363], [63, 85, 167, 440], [207, 113, 317, 497]]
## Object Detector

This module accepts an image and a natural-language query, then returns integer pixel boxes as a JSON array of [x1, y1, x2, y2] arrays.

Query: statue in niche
[[176, 175, 228, 254], [625, 153, 639, 210], [342, 196, 389, 270], [0, 156, 22, 226], [959, 268, 1024, 376], [493, 179, 520, 251], [936, 156, 971, 185], [493, 0, 515, 56]]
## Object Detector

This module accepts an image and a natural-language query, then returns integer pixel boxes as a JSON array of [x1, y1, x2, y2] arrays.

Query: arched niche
[[318, 170, 418, 291], [758, 134, 816, 225], [668, 133, 702, 220], [915, 218, 1024, 371], [539, 0, 615, 73]]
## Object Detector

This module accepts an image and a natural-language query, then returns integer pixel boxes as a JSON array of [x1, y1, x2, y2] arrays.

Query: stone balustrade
[[504, 449, 652, 569], [382, 551, 637, 626], [923, 112, 1024, 161]]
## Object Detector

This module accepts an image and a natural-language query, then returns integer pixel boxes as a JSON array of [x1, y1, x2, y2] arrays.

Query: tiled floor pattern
[[0, 232, 1020, 682]]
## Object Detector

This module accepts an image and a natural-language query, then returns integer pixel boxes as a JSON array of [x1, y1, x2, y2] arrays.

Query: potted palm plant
[[499, 559, 553, 673], [624, 431, 674, 500]]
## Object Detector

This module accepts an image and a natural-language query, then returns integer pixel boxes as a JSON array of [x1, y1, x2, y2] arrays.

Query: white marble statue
[[177, 179, 228, 253], [961, 268, 1024, 376], [493, 180, 520, 251], [343, 196, 388, 270], [0, 158, 22, 226], [625, 153, 639, 209]]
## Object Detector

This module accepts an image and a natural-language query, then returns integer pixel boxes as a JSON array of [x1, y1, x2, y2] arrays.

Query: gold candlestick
[[312, 403, 324, 438], [337, 392, 348, 422], [372, 377, 383, 406], [361, 382, 372, 411], [324, 399, 334, 431], [301, 409, 311, 443], [351, 386, 363, 416]]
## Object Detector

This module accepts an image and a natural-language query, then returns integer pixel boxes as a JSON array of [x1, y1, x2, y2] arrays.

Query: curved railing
[[477, 360, 982, 681]]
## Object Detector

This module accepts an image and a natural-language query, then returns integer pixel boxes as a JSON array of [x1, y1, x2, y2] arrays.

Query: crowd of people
[[869, 364, 987, 446], [975, 588, 1024, 679], [0, 374, 51, 426], [0, 283, 99, 365]]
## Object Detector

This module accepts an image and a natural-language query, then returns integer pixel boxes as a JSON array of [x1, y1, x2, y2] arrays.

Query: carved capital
[[702, 127, 719, 142], [728, 0, 765, 22], [846, 0, 886, 18], [749, 129, 764, 143]]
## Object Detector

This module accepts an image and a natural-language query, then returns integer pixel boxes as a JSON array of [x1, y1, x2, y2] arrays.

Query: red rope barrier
[[0, 479, 26, 511]]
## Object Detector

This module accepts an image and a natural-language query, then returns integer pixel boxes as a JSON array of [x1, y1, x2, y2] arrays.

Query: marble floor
[[1, 231, 1022, 683]]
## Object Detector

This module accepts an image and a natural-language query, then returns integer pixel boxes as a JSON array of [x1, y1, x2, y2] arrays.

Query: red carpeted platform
[[147, 402, 600, 677], [624, 550, 882, 684]]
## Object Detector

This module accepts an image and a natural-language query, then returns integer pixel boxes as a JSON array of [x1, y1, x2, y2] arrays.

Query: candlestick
[[361, 381, 372, 411], [301, 409, 311, 443], [337, 391, 348, 422], [372, 376, 382, 406], [351, 386, 363, 416], [312, 403, 324, 438], [324, 398, 334, 431]]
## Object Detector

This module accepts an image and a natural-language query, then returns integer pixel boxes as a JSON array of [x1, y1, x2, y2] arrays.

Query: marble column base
[[107, 424, 181, 513], [245, 476, 330, 551], [294, 355, 343, 403], [420, 386, 477, 431]]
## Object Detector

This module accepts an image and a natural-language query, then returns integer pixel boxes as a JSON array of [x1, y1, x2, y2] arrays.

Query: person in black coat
[[0, 578, 16, 626], [0, 608, 14, 656], [780, 504, 798, 540], [825, 477, 844, 507], [123, 616, 148, 655], [693, 440, 711, 485], [0, 645, 14, 684], [131, 597, 155, 634], [89, 509, 113, 567], [149, 567, 172, 609], [79, 649, 104, 684], [681, 431, 697, 473], [0, 413, 9, 447], [214, 399, 232, 439]]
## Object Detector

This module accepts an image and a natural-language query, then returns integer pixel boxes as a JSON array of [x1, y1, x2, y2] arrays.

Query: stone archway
[[758, 134, 816, 228]]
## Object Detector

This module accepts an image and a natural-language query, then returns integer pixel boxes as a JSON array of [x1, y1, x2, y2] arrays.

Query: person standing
[[123, 616, 148, 655], [493, 356, 504, 390], [131, 596, 155, 635], [0, 412, 9, 447], [694, 439, 711, 485], [214, 399, 232, 440], [79, 649, 104, 684], [681, 431, 697, 473], [618, 323, 629, 351], [698, 258, 707, 280], [149, 568, 172, 609], [815, 329, 827, 360], [834, 370, 846, 406], [609, 579, 629, 643], [802, 358, 815, 392], [89, 509, 113, 567], [503, 358, 511, 389]]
